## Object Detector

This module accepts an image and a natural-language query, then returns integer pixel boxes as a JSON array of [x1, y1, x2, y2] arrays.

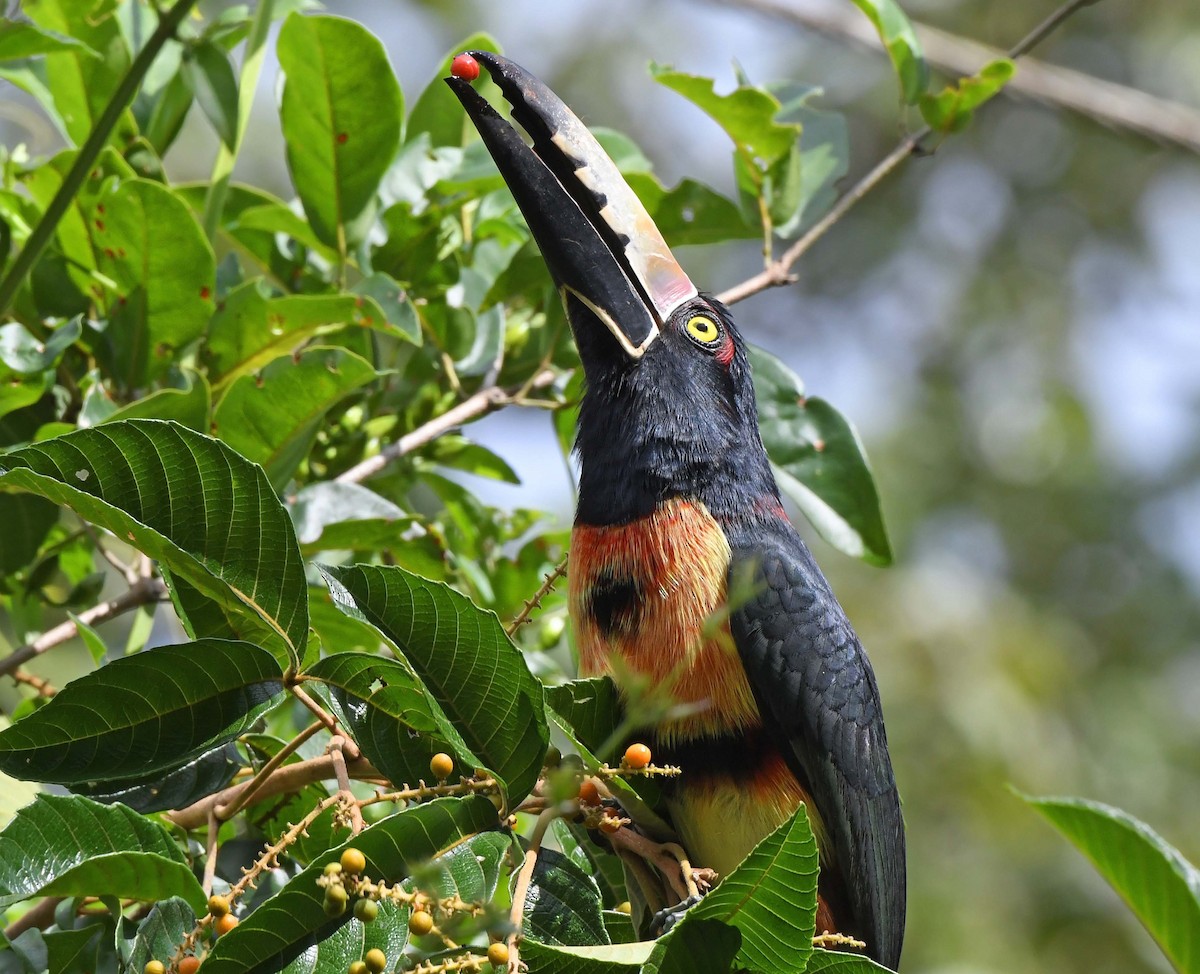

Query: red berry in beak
[[450, 53, 480, 82]]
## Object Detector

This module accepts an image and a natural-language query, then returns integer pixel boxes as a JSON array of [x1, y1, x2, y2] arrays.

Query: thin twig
[[336, 370, 557, 485], [717, 0, 1118, 307], [505, 556, 568, 637], [9, 669, 57, 696], [0, 576, 166, 679], [329, 737, 365, 834], [290, 684, 359, 759], [3, 897, 61, 939]]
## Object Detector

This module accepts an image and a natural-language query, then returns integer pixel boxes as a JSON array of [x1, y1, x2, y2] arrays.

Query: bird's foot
[[650, 893, 703, 936]]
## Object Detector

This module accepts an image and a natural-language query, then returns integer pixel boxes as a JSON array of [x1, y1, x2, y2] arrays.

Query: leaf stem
[[0, 0, 200, 314], [214, 718, 327, 822]]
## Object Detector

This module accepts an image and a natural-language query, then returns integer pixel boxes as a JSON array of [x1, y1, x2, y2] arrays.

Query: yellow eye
[[685, 315, 720, 345]]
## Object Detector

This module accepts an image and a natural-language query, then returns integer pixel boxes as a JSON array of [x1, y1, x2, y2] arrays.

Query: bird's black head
[[448, 52, 780, 525]]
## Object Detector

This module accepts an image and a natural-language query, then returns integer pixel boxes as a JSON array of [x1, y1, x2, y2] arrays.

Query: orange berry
[[408, 909, 434, 937], [340, 848, 367, 874], [623, 743, 652, 770], [178, 956, 201, 974], [214, 914, 238, 936], [430, 752, 454, 781], [578, 780, 601, 806], [487, 942, 510, 967], [207, 895, 230, 918]]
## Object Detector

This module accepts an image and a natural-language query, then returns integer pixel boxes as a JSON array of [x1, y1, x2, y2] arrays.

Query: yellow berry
[[488, 942, 510, 967], [349, 963, 368, 974], [144, 962, 165, 974], [324, 886, 349, 916], [623, 743, 652, 770], [214, 914, 238, 936], [408, 909, 434, 937], [207, 895, 230, 918], [340, 848, 367, 874], [364, 948, 387, 973], [324, 862, 343, 877], [178, 956, 201, 974], [430, 752, 454, 780], [615, 900, 632, 914], [354, 898, 379, 923]]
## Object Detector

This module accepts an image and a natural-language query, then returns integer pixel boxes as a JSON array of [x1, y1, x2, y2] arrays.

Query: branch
[[713, 0, 1200, 155], [0, 575, 166, 679], [717, 0, 1114, 307], [335, 369, 557, 485], [0, 0, 201, 312], [166, 752, 381, 830]]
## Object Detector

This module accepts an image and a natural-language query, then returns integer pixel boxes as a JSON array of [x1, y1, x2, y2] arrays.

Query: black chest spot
[[585, 570, 644, 638]]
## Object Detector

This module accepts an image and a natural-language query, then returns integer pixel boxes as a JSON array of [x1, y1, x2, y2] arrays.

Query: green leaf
[[750, 346, 892, 565], [0, 19, 98, 60], [919, 59, 1015, 133], [0, 794, 205, 912], [203, 280, 384, 390], [410, 828, 511, 905], [0, 420, 310, 668], [0, 640, 283, 785], [278, 898, 408, 974], [846, 0, 929, 103], [644, 919, 741, 974], [544, 678, 622, 761], [519, 939, 649, 974], [323, 564, 549, 804], [0, 316, 81, 373], [1027, 795, 1200, 974], [650, 65, 799, 165], [306, 651, 483, 791], [681, 803, 820, 974], [291, 481, 412, 555], [73, 742, 242, 814], [128, 899, 197, 974], [212, 346, 378, 489], [352, 272, 421, 344], [42, 925, 101, 974], [200, 796, 498, 974], [519, 847, 609, 947], [407, 32, 502, 148], [803, 950, 894, 972], [0, 493, 58, 573], [624, 173, 756, 247], [277, 13, 403, 249], [181, 39, 240, 149], [771, 87, 849, 236], [87, 178, 216, 388], [23, 0, 132, 144], [98, 368, 211, 432]]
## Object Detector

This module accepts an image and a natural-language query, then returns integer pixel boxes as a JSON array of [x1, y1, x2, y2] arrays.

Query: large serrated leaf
[[200, 796, 498, 974], [307, 652, 483, 790], [323, 564, 548, 804], [681, 803, 819, 974], [0, 794, 205, 912], [277, 14, 402, 249], [0, 420, 309, 668], [519, 939, 649, 974], [519, 846, 608, 947], [803, 950, 894, 972], [750, 346, 892, 565], [280, 899, 408, 974], [1027, 796, 1200, 974], [0, 640, 282, 785], [644, 918, 741, 974], [128, 898, 198, 974], [73, 742, 242, 814]]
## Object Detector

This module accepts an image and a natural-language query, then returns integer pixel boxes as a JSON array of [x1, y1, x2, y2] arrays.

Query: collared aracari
[[448, 53, 906, 969]]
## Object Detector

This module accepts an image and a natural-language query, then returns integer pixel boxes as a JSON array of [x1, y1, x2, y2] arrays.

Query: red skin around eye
[[716, 332, 735, 365]]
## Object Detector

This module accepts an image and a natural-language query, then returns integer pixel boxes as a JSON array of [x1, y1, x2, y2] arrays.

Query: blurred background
[[8, 0, 1200, 970]]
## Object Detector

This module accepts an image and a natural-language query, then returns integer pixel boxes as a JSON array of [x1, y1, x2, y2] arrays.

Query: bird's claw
[[650, 893, 703, 936]]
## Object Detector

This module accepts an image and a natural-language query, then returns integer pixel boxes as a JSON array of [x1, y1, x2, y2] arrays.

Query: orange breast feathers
[[569, 499, 761, 743]]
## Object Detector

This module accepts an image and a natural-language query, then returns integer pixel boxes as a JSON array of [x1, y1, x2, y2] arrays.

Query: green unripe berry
[[353, 898, 379, 923]]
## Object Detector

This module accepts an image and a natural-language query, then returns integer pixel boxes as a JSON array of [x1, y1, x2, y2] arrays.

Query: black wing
[[729, 523, 906, 970]]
